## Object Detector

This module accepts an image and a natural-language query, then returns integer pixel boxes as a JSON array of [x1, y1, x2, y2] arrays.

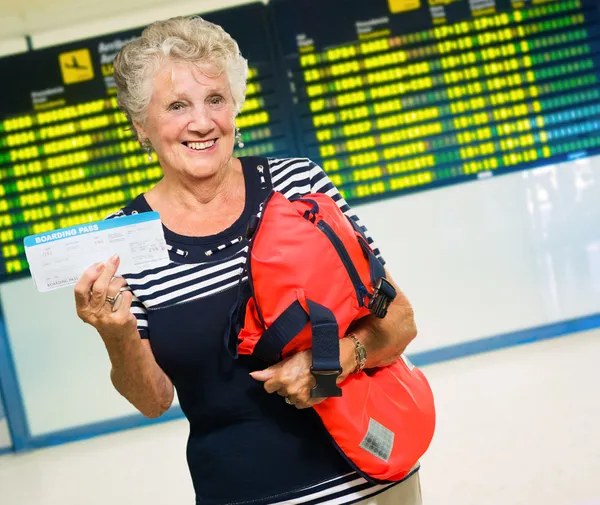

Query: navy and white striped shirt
[[109, 157, 404, 505]]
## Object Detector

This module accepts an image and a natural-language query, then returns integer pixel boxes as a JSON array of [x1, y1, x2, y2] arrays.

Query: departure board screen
[[271, 0, 600, 203], [0, 2, 295, 280]]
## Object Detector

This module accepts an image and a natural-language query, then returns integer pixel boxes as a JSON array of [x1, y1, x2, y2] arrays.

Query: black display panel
[[0, 2, 296, 278], [270, 0, 600, 202]]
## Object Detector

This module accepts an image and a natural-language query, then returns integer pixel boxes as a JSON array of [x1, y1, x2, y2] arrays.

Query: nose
[[188, 103, 214, 134]]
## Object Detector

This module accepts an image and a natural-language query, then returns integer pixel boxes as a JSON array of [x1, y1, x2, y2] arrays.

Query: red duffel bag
[[230, 190, 435, 482]]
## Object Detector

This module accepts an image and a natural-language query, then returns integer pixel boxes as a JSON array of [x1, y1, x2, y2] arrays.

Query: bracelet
[[348, 334, 367, 373]]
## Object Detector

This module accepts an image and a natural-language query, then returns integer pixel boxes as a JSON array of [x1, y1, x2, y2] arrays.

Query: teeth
[[187, 140, 216, 150]]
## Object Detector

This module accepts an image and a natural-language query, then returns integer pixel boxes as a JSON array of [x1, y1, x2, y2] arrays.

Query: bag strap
[[346, 216, 386, 284], [345, 216, 397, 317], [253, 299, 342, 398]]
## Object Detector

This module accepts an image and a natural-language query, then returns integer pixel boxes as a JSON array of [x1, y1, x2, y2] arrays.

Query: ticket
[[24, 212, 170, 292]]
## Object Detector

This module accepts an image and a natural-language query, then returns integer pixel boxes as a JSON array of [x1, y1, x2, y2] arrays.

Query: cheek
[[155, 120, 187, 145], [219, 117, 236, 137]]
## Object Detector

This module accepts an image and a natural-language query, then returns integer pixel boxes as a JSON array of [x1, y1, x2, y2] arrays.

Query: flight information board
[[0, 2, 295, 279], [271, 0, 600, 202]]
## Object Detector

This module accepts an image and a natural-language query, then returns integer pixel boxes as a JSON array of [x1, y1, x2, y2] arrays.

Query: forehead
[[151, 61, 230, 98]]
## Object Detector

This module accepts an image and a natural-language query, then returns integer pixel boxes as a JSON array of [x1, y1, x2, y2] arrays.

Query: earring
[[142, 138, 153, 162], [235, 127, 244, 149]]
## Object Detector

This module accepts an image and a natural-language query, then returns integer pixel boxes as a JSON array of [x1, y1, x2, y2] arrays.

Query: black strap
[[347, 216, 386, 286], [358, 236, 386, 288], [253, 300, 308, 362], [305, 300, 341, 373], [253, 298, 342, 397]]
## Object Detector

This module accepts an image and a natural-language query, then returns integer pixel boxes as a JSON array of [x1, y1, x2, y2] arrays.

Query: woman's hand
[[74, 254, 137, 341], [249, 338, 357, 409]]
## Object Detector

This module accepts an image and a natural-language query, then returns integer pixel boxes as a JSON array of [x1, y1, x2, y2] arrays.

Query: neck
[[153, 158, 242, 211]]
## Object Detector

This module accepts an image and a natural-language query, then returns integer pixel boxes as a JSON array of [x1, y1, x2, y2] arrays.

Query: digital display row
[[0, 0, 599, 280]]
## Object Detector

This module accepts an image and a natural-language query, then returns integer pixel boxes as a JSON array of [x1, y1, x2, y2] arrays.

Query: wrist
[[347, 333, 367, 373], [339, 337, 359, 380], [339, 333, 367, 380]]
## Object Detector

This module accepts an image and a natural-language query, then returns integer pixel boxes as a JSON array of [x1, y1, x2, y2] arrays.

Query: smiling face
[[135, 60, 237, 181]]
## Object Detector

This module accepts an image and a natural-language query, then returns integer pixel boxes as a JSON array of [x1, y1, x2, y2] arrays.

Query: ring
[[105, 292, 123, 312], [284, 396, 293, 405]]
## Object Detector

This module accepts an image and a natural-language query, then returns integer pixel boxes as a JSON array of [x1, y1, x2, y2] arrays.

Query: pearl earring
[[142, 138, 153, 162], [235, 127, 244, 149]]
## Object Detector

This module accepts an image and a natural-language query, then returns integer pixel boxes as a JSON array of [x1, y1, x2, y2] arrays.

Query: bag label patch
[[359, 418, 394, 462]]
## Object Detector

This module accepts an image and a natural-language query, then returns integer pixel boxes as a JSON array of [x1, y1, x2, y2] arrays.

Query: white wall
[[0, 37, 27, 58], [357, 156, 600, 353], [0, 279, 167, 436]]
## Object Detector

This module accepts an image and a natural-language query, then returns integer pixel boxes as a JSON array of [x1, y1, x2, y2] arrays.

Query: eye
[[168, 101, 185, 111], [208, 95, 225, 106]]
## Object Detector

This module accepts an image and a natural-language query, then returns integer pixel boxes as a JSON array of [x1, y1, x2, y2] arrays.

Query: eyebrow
[[205, 88, 227, 95], [165, 87, 227, 101]]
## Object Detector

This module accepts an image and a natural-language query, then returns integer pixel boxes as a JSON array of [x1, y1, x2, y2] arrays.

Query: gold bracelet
[[348, 334, 367, 373]]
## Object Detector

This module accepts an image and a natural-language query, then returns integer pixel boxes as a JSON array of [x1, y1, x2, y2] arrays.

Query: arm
[[307, 161, 416, 370], [251, 272, 416, 408], [106, 333, 174, 419], [74, 255, 174, 418], [341, 269, 417, 371]]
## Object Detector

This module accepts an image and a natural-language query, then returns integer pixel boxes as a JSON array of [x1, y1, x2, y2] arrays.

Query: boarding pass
[[24, 212, 170, 292]]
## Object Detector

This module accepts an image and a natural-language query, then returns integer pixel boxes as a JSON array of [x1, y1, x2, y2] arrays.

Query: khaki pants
[[357, 472, 422, 505]]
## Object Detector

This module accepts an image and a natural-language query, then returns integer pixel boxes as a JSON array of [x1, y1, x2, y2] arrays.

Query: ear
[[132, 121, 149, 144]]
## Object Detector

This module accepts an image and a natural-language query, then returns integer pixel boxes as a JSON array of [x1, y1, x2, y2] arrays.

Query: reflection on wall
[[525, 155, 600, 320]]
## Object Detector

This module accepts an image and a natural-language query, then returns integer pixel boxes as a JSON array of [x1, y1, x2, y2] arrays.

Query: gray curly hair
[[113, 16, 249, 127]]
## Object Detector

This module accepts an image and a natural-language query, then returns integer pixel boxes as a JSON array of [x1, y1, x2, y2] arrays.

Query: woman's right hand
[[74, 254, 137, 340]]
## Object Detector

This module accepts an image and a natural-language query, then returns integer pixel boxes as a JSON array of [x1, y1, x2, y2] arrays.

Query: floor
[[0, 329, 598, 505]]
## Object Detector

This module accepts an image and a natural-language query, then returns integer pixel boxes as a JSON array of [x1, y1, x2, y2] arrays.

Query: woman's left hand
[[250, 339, 357, 409]]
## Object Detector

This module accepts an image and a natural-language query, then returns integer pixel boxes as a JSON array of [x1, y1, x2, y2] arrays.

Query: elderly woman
[[74, 16, 421, 505]]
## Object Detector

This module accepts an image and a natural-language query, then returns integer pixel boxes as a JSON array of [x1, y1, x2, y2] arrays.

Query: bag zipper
[[316, 220, 368, 307]]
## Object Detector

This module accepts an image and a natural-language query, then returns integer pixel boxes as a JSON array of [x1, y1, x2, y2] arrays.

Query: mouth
[[183, 139, 217, 152]]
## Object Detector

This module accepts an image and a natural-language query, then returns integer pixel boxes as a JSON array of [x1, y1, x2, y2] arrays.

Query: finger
[[249, 367, 278, 382], [74, 262, 105, 308], [113, 289, 133, 315], [90, 255, 120, 306], [106, 276, 127, 297], [106, 280, 131, 313], [263, 376, 285, 394], [295, 397, 326, 410]]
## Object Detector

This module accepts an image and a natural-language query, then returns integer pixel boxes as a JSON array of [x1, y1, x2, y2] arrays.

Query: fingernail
[[110, 254, 119, 263], [95, 262, 104, 271]]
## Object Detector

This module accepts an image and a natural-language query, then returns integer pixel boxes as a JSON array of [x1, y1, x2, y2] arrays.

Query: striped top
[[108, 157, 408, 505]]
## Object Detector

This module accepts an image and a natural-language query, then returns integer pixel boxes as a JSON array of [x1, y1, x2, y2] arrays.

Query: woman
[[74, 16, 422, 505]]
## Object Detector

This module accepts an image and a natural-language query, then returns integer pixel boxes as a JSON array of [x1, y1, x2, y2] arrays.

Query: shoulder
[[266, 157, 319, 176], [266, 157, 324, 195], [104, 194, 148, 220]]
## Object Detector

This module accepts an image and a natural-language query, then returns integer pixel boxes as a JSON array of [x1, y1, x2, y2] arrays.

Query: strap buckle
[[368, 277, 397, 318], [310, 368, 342, 398]]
